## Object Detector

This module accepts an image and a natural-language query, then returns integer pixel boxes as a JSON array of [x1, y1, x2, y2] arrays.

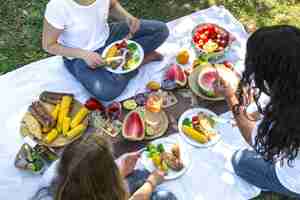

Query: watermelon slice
[[198, 64, 239, 97], [198, 68, 218, 97], [122, 111, 145, 141], [165, 64, 187, 87]]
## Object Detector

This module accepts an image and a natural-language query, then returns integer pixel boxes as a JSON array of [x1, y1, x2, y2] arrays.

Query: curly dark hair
[[238, 25, 300, 166]]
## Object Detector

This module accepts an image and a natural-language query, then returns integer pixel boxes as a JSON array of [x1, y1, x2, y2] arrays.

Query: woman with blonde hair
[[32, 134, 177, 200], [42, 0, 169, 101]]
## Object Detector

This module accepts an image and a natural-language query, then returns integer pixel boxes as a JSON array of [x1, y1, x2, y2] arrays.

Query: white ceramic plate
[[178, 108, 221, 148], [140, 139, 191, 180], [102, 40, 144, 74]]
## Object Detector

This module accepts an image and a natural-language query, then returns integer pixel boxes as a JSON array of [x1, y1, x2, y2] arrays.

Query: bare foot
[[142, 51, 164, 65]]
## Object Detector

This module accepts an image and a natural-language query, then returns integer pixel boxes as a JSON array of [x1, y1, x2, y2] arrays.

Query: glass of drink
[[145, 93, 163, 132]]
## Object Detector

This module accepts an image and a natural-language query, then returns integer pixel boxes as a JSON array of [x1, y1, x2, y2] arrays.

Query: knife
[[211, 116, 236, 126]]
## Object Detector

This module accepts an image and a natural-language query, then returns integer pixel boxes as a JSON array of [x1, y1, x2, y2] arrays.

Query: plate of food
[[20, 91, 89, 148], [102, 40, 144, 74], [178, 108, 221, 148], [188, 63, 240, 101], [122, 107, 169, 141], [140, 140, 190, 180], [192, 23, 234, 59]]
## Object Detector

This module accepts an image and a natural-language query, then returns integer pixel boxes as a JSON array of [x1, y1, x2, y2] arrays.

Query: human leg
[[131, 19, 169, 54], [64, 58, 137, 101], [232, 149, 300, 199]]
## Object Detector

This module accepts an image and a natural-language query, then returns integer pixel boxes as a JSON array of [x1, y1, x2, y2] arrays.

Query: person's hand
[[213, 74, 236, 99], [126, 17, 141, 39], [82, 51, 103, 69], [147, 170, 165, 187], [119, 151, 141, 177]]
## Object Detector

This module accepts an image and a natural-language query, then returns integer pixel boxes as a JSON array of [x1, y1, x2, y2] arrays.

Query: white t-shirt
[[44, 0, 110, 51], [252, 124, 300, 194]]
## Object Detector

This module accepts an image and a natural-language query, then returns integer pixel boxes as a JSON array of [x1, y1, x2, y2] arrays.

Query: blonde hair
[[54, 134, 128, 200]]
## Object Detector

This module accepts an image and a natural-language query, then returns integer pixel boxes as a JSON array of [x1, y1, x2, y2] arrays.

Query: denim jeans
[[126, 170, 177, 200], [232, 149, 300, 199], [64, 20, 169, 101]]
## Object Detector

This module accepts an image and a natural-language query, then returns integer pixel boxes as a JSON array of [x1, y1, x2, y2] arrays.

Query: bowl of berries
[[192, 23, 234, 59]]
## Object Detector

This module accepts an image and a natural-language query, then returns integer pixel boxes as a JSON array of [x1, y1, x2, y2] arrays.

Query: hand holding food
[[119, 151, 141, 177], [82, 51, 103, 69], [213, 73, 236, 99]]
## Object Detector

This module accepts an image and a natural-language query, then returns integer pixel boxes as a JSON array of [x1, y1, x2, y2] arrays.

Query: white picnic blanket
[[0, 6, 260, 200]]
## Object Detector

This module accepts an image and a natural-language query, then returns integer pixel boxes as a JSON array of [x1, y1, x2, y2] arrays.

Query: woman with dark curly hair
[[214, 25, 300, 198]]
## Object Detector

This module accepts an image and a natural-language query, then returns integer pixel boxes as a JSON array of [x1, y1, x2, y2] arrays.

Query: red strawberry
[[85, 98, 105, 112], [223, 61, 234, 69]]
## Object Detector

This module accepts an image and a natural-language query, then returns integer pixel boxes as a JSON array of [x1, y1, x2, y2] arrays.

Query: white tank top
[[44, 0, 110, 51]]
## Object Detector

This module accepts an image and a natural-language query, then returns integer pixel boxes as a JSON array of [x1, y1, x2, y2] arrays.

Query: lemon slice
[[123, 100, 137, 110]]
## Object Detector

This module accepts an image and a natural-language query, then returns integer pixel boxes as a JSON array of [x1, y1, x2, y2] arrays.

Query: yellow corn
[[51, 103, 60, 121], [44, 129, 58, 144], [58, 96, 73, 132], [70, 107, 89, 129], [62, 117, 71, 136], [182, 125, 209, 144], [106, 45, 118, 58], [66, 124, 87, 139]]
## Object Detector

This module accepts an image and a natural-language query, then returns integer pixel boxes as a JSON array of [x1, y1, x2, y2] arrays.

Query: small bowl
[[191, 23, 233, 60]]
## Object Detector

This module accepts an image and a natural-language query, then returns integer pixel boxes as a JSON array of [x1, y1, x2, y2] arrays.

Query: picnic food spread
[[164, 64, 187, 88], [16, 21, 238, 177], [102, 40, 143, 73], [146, 143, 184, 173], [192, 23, 230, 53], [181, 110, 219, 145], [20, 91, 89, 147]]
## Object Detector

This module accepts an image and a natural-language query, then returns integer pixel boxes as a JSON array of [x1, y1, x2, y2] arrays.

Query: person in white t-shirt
[[214, 25, 300, 198], [42, 0, 169, 101]]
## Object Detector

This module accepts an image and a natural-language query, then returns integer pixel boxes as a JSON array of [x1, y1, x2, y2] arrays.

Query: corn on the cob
[[70, 107, 89, 129], [182, 125, 208, 144], [51, 103, 60, 121], [62, 117, 71, 136], [44, 129, 58, 144], [57, 96, 73, 132], [66, 124, 87, 139]]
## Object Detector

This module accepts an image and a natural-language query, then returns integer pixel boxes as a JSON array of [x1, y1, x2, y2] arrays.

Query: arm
[[214, 77, 256, 145], [42, 19, 86, 59], [109, 0, 134, 23], [129, 182, 153, 200], [129, 171, 164, 200], [109, 0, 140, 38], [42, 19, 102, 68], [225, 94, 256, 145]]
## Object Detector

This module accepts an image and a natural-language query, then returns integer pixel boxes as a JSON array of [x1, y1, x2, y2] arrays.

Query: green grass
[[1, 0, 300, 199], [1, 0, 300, 74]]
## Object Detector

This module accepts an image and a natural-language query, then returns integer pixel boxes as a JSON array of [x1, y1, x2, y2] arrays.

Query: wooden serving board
[[20, 99, 88, 148]]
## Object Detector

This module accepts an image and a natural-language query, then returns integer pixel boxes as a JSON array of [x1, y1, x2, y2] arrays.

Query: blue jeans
[[64, 20, 169, 101], [232, 149, 300, 199], [126, 170, 177, 200]]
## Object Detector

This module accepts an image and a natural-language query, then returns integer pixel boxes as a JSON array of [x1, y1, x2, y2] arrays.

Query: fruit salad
[[104, 40, 141, 71], [192, 23, 230, 53]]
